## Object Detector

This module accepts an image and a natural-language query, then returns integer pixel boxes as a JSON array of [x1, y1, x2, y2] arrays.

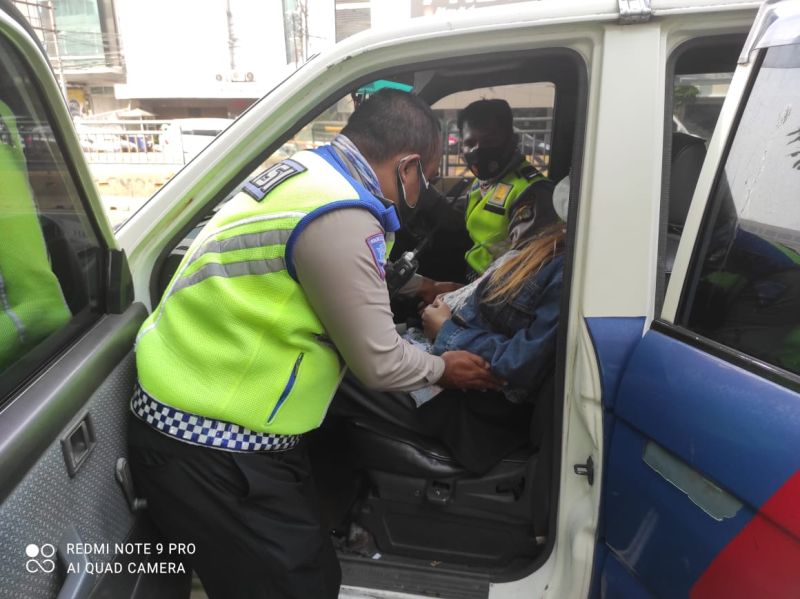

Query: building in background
[[411, 0, 533, 17], [15, 0, 543, 120], [10, 0, 547, 223], [13, 0, 124, 115], [111, 0, 284, 118], [335, 0, 370, 42]]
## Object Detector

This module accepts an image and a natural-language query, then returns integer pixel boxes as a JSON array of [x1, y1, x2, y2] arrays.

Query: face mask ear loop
[[417, 159, 430, 198], [396, 163, 408, 208]]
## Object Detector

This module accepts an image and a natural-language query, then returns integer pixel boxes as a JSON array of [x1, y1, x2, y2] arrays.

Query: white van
[[2, 1, 798, 598], [159, 118, 233, 164]]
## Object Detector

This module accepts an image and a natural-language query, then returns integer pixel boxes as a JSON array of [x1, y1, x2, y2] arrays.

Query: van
[[1, 0, 798, 597], [159, 118, 233, 164]]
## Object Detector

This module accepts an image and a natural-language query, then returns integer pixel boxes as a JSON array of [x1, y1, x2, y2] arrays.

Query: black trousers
[[417, 389, 533, 474], [127, 415, 341, 599]]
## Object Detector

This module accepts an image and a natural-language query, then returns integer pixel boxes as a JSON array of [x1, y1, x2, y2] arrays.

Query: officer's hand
[[418, 280, 463, 305], [438, 351, 505, 391]]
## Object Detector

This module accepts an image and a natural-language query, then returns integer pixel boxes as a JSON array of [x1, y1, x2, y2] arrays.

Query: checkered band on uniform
[[131, 385, 301, 452]]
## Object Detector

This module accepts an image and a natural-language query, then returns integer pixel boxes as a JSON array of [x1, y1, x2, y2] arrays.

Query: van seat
[[666, 132, 707, 273]]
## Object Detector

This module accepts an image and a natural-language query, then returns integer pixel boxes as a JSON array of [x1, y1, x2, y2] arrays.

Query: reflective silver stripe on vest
[[172, 256, 286, 295], [137, 212, 306, 344], [170, 228, 293, 295], [0, 269, 26, 343], [191, 229, 293, 263]]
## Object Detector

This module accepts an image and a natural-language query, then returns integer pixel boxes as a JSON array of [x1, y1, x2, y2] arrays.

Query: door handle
[[60, 414, 96, 478], [643, 441, 741, 521]]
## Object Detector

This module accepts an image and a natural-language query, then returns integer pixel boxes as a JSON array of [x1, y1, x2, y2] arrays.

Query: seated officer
[[459, 99, 558, 276]]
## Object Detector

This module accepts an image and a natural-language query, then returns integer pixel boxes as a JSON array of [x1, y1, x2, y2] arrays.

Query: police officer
[[458, 99, 558, 276], [128, 89, 502, 599], [0, 99, 70, 371]]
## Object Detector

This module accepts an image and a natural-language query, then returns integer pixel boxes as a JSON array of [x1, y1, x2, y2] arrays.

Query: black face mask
[[463, 141, 515, 181], [395, 160, 444, 239]]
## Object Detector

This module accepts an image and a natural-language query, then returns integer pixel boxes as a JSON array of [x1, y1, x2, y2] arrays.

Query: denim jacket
[[431, 254, 564, 397]]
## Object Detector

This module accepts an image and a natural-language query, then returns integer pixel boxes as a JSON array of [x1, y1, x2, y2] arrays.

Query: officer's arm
[[292, 207, 445, 391]]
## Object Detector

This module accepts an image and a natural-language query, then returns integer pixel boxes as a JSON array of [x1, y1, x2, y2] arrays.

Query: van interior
[[150, 35, 743, 597]]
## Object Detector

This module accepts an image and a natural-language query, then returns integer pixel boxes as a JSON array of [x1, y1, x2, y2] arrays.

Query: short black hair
[[341, 89, 441, 165], [457, 99, 513, 134]]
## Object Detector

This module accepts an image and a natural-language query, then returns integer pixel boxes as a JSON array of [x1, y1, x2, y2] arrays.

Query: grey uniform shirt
[[293, 207, 445, 391]]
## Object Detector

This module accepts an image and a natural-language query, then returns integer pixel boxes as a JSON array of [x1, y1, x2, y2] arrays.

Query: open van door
[[593, 1, 800, 596], [0, 2, 189, 597]]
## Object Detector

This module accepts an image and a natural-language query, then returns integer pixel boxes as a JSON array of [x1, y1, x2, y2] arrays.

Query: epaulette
[[516, 163, 543, 182], [242, 158, 306, 202]]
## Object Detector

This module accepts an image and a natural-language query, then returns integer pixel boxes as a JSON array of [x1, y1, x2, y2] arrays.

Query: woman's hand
[[418, 279, 463, 305], [421, 297, 452, 341]]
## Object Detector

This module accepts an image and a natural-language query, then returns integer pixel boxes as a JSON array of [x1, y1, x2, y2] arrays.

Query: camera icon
[[25, 543, 56, 573]]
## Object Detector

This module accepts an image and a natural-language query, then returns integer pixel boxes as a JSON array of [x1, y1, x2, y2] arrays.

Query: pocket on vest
[[266, 352, 304, 425]]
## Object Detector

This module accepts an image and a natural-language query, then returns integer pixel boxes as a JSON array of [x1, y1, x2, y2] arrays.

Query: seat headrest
[[669, 132, 706, 228], [552, 174, 570, 222]]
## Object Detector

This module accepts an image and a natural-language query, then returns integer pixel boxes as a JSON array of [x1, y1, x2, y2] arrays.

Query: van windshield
[[109, 55, 318, 230]]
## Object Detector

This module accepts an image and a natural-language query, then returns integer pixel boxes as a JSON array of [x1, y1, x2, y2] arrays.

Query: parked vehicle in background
[[75, 120, 157, 157], [75, 122, 124, 154], [75, 118, 228, 165], [159, 118, 233, 164]]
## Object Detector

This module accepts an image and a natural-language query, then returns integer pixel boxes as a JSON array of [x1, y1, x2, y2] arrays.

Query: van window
[[241, 81, 556, 185], [0, 36, 104, 396], [678, 42, 800, 377], [672, 72, 732, 140], [240, 95, 357, 178], [432, 82, 555, 178], [657, 36, 743, 314]]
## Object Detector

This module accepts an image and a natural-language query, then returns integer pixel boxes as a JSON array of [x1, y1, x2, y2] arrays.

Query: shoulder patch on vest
[[511, 202, 534, 223], [517, 163, 542, 181], [365, 233, 387, 280], [484, 182, 513, 215], [243, 159, 306, 202]]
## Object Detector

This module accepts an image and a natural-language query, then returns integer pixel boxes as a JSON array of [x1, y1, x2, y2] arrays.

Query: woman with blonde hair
[[418, 219, 566, 473]]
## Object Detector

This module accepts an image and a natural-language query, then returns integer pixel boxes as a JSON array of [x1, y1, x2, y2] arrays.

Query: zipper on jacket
[[267, 352, 304, 424]]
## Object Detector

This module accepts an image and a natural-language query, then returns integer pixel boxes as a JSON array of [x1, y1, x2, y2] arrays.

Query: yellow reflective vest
[[464, 160, 547, 274], [136, 147, 400, 435], [0, 100, 70, 370]]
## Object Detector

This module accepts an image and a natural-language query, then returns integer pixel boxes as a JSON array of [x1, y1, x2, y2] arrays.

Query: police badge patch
[[365, 233, 387, 280], [484, 182, 513, 215], [243, 159, 306, 201]]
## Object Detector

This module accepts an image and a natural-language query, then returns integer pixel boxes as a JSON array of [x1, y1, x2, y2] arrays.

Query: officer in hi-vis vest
[[128, 90, 502, 599], [458, 99, 558, 276], [0, 100, 70, 371]]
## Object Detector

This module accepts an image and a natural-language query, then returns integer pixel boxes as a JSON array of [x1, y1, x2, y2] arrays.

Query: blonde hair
[[483, 223, 566, 304]]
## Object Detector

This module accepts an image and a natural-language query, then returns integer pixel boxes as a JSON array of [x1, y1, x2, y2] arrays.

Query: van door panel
[[615, 331, 800, 508], [599, 329, 800, 597], [0, 305, 190, 597]]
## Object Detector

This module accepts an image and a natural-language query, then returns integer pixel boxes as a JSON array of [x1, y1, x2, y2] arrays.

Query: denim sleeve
[[432, 274, 562, 390]]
